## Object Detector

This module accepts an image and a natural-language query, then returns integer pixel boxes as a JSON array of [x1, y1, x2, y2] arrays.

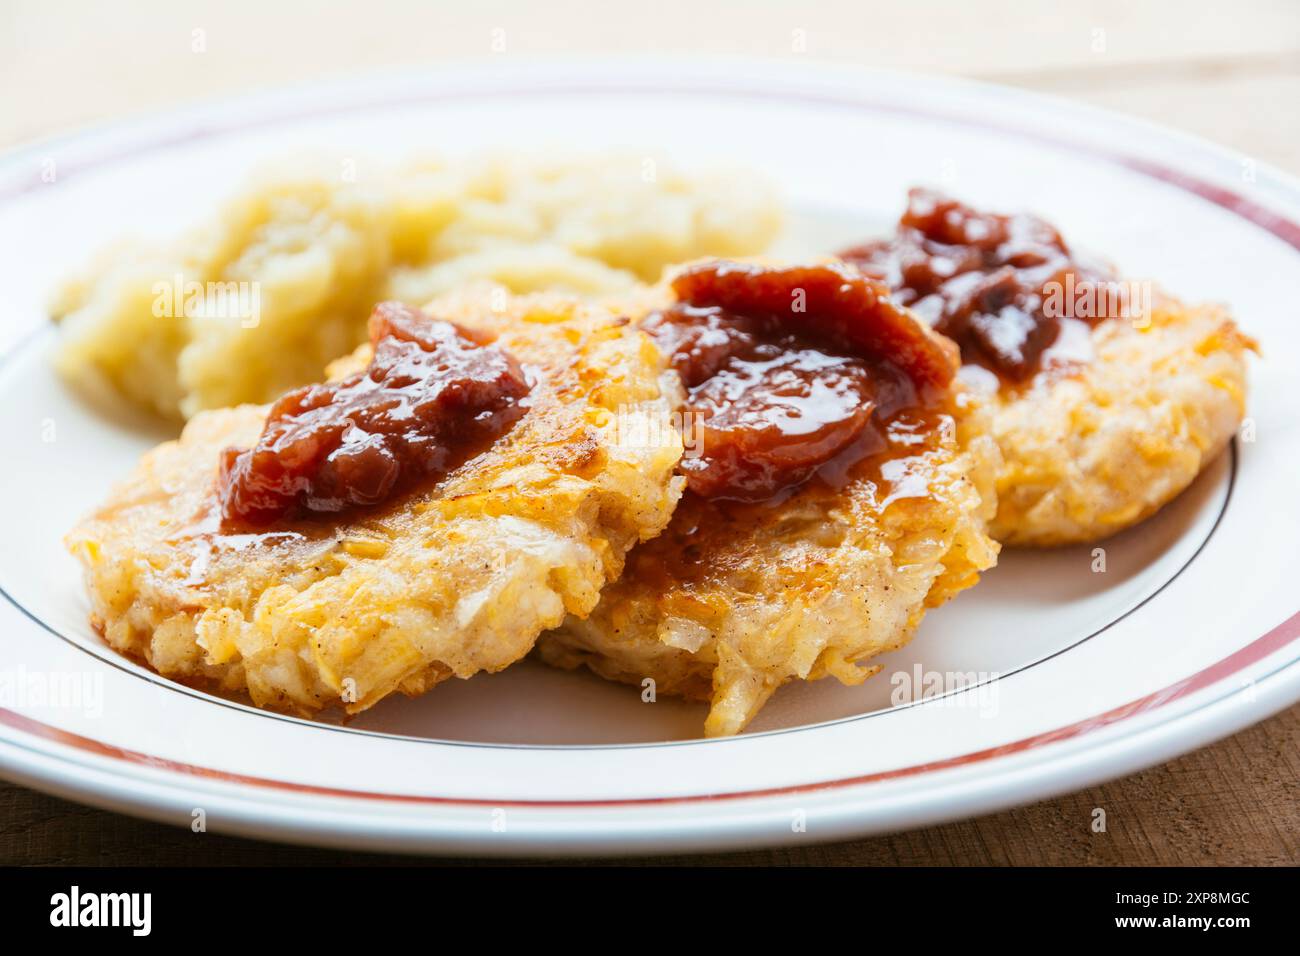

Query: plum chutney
[[646, 261, 958, 502], [840, 188, 1113, 381], [218, 302, 531, 529]]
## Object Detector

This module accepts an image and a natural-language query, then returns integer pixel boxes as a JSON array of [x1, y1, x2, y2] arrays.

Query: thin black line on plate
[[0, 633, 1294, 814], [0, 326, 1238, 750], [0, 72, 1267, 749]]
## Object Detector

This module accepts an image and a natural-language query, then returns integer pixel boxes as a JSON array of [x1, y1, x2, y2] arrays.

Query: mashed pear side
[[52, 155, 781, 420]]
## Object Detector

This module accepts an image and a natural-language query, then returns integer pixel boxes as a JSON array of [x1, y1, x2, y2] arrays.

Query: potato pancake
[[67, 289, 684, 715], [980, 295, 1254, 545], [536, 261, 1000, 736], [842, 189, 1255, 546]]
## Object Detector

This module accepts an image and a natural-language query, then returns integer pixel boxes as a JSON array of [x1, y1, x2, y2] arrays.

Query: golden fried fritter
[[984, 295, 1255, 546], [537, 418, 999, 736], [536, 262, 1000, 736], [840, 189, 1256, 547], [67, 290, 684, 715]]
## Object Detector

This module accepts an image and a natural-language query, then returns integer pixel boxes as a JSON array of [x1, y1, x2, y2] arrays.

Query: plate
[[1, 58, 1297, 856]]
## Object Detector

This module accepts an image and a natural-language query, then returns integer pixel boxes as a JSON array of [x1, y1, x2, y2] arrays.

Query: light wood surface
[[1, 0, 1296, 866]]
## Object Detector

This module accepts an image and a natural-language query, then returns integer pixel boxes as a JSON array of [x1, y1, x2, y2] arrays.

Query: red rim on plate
[[2, 72, 1297, 810]]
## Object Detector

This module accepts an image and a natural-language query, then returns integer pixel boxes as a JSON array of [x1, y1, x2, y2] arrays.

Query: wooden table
[[2, 0, 1296, 865]]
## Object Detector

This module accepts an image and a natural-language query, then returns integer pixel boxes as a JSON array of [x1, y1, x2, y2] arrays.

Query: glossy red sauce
[[218, 302, 530, 529], [840, 188, 1113, 380], [646, 262, 955, 501]]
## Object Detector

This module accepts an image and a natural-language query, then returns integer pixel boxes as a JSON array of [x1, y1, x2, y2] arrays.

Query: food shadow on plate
[[53, 440, 1224, 749], [339, 447, 1233, 745], [744, 447, 1234, 734], [346, 659, 709, 746], [29, 307, 1235, 746], [54, 361, 177, 446]]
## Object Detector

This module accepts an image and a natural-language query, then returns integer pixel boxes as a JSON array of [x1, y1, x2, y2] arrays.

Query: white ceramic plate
[[1, 58, 1297, 857]]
